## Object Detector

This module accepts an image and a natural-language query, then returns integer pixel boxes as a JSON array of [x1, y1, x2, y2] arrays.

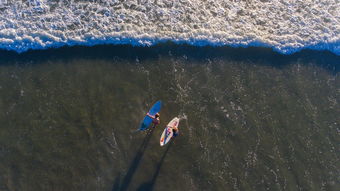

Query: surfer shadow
[[116, 129, 155, 191], [136, 140, 173, 191]]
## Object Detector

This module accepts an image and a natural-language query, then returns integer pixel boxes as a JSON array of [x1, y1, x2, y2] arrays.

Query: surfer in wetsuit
[[172, 125, 179, 138], [147, 112, 160, 128]]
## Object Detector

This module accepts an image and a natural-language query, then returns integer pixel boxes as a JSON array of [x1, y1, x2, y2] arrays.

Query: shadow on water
[[136, 140, 174, 191], [0, 43, 338, 73], [112, 172, 121, 191], [116, 128, 155, 191]]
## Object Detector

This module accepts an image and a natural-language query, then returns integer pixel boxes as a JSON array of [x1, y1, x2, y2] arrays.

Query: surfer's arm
[[147, 112, 155, 119]]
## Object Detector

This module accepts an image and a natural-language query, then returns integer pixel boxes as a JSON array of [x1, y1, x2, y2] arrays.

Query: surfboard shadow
[[111, 172, 121, 191], [136, 140, 173, 191], [117, 129, 155, 191]]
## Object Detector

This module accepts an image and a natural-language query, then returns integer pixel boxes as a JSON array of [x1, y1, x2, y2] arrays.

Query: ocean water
[[0, 44, 339, 191], [0, 0, 339, 54], [0, 0, 339, 190]]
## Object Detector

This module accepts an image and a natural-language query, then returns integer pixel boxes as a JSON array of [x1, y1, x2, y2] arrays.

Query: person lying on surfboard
[[147, 112, 160, 128], [172, 125, 179, 138]]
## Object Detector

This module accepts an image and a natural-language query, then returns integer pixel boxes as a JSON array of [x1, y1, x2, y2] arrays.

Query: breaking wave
[[0, 0, 339, 55]]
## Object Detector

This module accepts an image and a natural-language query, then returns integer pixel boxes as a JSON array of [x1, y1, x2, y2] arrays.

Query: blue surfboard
[[139, 101, 162, 131]]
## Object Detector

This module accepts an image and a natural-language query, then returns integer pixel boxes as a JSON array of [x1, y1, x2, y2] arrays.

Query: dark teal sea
[[0, 44, 339, 191]]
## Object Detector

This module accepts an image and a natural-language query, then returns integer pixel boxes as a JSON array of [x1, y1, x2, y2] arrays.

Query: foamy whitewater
[[0, 0, 339, 54]]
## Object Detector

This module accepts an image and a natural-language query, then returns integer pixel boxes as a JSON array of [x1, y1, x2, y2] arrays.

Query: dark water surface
[[0, 45, 339, 191]]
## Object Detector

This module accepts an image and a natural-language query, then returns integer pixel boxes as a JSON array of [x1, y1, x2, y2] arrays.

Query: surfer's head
[[155, 113, 160, 118]]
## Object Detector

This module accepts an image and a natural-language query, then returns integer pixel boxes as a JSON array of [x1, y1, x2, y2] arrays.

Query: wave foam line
[[0, 36, 339, 55], [0, 0, 339, 55]]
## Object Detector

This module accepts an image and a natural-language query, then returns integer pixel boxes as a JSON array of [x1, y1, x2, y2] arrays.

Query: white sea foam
[[0, 0, 339, 54]]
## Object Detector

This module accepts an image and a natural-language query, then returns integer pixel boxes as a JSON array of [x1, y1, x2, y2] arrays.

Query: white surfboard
[[160, 117, 179, 146]]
